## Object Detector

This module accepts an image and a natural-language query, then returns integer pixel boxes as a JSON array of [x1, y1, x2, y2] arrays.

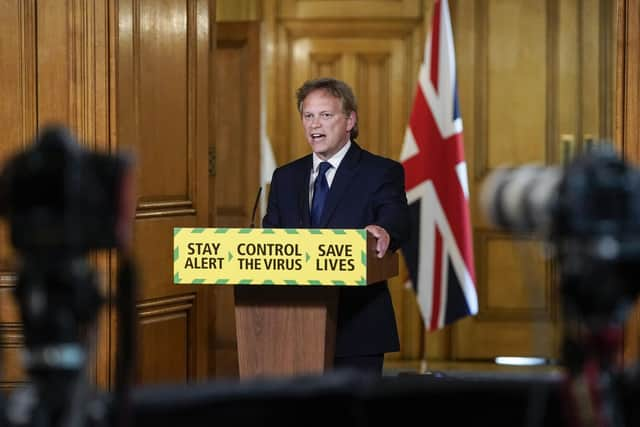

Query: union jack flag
[[400, 0, 478, 331]]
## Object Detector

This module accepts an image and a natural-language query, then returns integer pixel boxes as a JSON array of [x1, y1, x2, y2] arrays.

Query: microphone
[[250, 187, 262, 228]]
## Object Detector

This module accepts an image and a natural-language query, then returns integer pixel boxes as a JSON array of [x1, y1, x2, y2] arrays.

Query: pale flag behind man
[[260, 108, 277, 217], [400, 0, 478, 331]]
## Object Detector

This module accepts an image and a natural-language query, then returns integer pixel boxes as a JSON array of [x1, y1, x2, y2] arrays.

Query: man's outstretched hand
[[365, 224, 390, 258]]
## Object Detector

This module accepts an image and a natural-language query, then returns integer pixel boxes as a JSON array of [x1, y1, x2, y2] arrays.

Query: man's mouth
[[310, 133, 325, 141]]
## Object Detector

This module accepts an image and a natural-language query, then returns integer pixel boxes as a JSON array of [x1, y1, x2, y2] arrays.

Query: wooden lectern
[[233, 232, 399, 378]]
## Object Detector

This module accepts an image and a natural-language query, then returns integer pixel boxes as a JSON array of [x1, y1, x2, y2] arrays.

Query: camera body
[[0, 126, 130, 254]]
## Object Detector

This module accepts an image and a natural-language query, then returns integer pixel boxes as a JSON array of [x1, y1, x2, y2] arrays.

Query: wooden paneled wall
[[0, 0, 627, 389], [0, 0, 215, 390]]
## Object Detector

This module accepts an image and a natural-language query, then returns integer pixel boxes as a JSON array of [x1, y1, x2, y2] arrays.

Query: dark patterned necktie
[[310, 162, 332, 227]]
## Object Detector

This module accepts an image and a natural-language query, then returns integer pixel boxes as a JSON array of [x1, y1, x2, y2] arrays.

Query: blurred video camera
[[0, 125, 135, 427], [481, 144, 640, 326], [0, 126, 132, 252], [481, 143, 640, 427]]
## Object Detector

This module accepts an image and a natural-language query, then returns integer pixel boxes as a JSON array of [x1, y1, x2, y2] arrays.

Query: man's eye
[[321, 113, 332, 119]]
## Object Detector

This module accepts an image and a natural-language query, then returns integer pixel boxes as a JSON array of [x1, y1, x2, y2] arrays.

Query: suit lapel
[[297, 156, 313, 227], [318, 143, 362, 227]]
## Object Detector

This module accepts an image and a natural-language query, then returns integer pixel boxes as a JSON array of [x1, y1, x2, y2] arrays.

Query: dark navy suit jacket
[[262, 142, 410, 357]]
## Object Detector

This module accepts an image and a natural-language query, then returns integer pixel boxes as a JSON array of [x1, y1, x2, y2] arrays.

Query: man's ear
[[346, 111, 356, 131]]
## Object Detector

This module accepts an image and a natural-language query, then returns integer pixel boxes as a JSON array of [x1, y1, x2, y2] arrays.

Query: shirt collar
[[312, 140, 351, 173]]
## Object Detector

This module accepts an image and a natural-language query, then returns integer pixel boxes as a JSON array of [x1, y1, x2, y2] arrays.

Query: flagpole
[[419, 321, 428, 373]]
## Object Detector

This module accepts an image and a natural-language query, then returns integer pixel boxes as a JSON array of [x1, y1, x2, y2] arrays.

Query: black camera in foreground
[[0, 126, 135, 427], [481, 144, 640, 324], [0, 126, 133, 253]]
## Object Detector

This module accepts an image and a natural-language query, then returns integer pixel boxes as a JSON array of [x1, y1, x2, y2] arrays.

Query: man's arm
[[367, 161, 410, 257]]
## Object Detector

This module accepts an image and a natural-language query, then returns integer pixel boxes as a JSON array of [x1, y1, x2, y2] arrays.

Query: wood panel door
[[210, 21, 261, 378], [269, 16, 427, 361], [116, 0, 212, 384]]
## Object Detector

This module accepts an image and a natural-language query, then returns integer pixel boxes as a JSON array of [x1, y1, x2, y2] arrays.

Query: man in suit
[[262, 77, 410, 373]]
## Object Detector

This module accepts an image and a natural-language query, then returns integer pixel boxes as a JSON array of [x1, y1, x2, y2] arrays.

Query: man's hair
[[295, 77, 359, 141]]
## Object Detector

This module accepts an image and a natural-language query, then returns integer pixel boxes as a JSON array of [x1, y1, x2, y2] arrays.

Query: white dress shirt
[[308, 141, 351, 208]]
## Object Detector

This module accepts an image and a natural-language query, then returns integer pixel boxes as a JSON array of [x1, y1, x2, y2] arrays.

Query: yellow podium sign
[[173, 228, 368, 286]]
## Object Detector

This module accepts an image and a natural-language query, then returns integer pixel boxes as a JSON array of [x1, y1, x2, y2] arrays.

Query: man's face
[[301, 89, 355, 160]]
